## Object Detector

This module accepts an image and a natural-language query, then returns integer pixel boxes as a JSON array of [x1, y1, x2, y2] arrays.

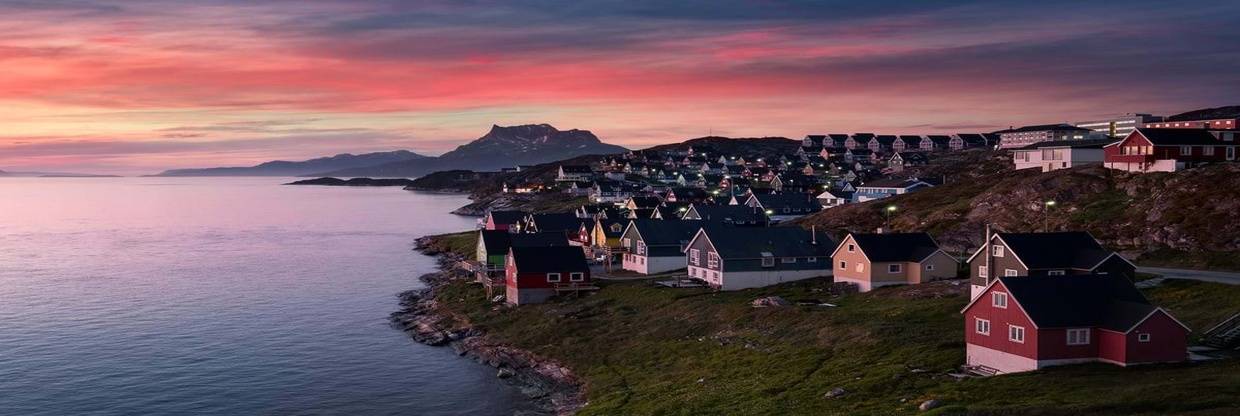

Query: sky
[[2, 0, 1239, 174]]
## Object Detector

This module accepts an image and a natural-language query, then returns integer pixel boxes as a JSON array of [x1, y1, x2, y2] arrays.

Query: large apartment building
[[1075, 113, 1161, 138]]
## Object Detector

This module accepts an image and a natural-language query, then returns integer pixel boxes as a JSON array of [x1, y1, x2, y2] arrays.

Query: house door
[[1228, 146, 1236, 161]]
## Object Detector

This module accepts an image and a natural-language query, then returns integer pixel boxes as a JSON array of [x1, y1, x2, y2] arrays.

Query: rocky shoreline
[[389, 237, 585, 415]]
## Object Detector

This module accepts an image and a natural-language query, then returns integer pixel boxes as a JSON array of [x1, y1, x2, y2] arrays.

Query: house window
[[1203, 146, 1215, 156], [992, 245, 1005, 257], [690, 249, 701, 265], [622, 238, 631, 247], [761, 256, 775, 267], [855, 263, 864, 273], [1138, 333, 1151, 342], [807, 257, 818, 263], [888, 264, 902, 273], [1048, 270, 1066, 276], [707, 253, 720, 269], [992, 292, 1008, 309], [978, 265, 988, 277], [1009, 325, 1025, 343], [847, 244, 856, 252], [975, 318, 991, 335], [1005, 269, 1018, 277], [839, 261, 847, 270], [1180, 145, 1192, 155], [781, 257, 796, 264], [547, 273, 562, 283], [925, 264, 935, 271], [636, 241, 647, 255], [1067, 328, 1090, 345]]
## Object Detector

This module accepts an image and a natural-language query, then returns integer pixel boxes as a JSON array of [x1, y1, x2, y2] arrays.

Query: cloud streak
[[1, 0, 1238, 173]]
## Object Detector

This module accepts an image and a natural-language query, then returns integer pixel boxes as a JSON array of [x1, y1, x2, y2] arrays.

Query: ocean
[[0, 177, 531, 415]]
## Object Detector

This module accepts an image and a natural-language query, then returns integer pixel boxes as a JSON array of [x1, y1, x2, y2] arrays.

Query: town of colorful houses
[[469, 112, 1240, 377]]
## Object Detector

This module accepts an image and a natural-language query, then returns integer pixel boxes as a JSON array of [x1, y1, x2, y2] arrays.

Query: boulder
[[751, 296, 792, 307], [497, 368, 516, 379], [824, 387, 847, 399], [919, 399, 941, 411]]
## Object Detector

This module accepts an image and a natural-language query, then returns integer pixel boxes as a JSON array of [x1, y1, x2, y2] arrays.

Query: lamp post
[[885, 205, 897, 227], [1044, 200, 1056, 232]]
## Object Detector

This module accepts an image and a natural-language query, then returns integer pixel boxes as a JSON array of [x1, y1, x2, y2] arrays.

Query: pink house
[[962, 274, 1189, 375]]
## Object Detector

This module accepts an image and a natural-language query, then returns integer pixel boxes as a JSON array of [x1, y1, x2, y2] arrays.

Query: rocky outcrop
[[390, 243, 585, 415]]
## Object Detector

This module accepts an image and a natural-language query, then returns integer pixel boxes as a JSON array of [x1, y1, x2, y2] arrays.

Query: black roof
[[480, 231, 567, 254], [926, 135, 952, 143], [509, 246, 588, 273], [700, 225, 836, 259], [873, 135, 898, 145], [627, 196, 662, 208], [1133, 128, 1223, 146], [753, 193, 822, 211], [997, 232, 1114, 270], [488, 210, 527, 225], [955, 133, 987, 144], [560, 165, 593, 173], [594, 218, 629, 238], [1003, 123, 1093, 133], [687, 203, 769, 223], [529, 213, 585, 233], [996, 274, 1155, 331], [847, 233, 941, 262], [629, 219, 704, 246], [1015, 138, 1117, 150]]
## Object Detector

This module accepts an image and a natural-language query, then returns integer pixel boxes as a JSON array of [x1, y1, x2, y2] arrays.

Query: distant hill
[[313, 124, 627, 178], [284, 177, 417, 187], [795, 154, 1240, 269], [153, 150, 427, 177], [1165, 105, 1240, 121], [643, 136, 799, 157]]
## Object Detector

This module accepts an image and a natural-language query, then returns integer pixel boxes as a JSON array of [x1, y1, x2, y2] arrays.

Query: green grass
[[432, 277, 1240, 415], [1138, 248, 1240, 272], [423, 231, 476, 258]]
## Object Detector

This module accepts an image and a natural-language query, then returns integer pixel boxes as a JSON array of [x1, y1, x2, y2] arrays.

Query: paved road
[[1138, 267, 1240, 285]]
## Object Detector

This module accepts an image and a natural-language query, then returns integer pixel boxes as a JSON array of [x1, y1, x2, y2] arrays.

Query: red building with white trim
[[505, 246, 593, 305], [1104, 128, 1238, 172], [962, 274, 1189, 375]]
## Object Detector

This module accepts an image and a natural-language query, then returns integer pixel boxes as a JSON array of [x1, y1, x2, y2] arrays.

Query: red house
[[1103, 128, 1237, 172], [505, 246, 593, 305], [962, 274, 1189, 375]]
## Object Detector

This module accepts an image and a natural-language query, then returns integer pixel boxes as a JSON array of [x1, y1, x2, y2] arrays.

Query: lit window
[[547, 273, 562, 283], [992, 245, 1005, 257], [976, 318, 991, 335], [1005, 269, 1018, 277], [1067, 328, 1090, 345], [855, 263, 864, 272], [1009, 325, 1025, 343], [993, 292, 1008, 309]]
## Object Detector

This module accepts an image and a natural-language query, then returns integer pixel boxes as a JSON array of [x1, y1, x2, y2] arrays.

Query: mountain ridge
[[152, 150, 427, 177], [311, 124, 627, 178]]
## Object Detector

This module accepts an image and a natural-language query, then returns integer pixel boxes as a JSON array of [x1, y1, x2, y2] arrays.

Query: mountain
[[314, 124, 627, 178], [1165, 105, 1240, 121], [153, 150, 427, 177]]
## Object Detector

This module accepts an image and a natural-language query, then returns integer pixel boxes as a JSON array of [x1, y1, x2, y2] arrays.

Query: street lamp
[[1044, 200, 1056, 232], [885, 205, 897, 226]]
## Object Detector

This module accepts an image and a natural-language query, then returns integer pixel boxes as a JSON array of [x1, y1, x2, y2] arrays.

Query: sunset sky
[[2, 0, 1239, 174]]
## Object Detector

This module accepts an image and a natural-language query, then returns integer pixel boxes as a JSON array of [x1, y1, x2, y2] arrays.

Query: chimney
[[984, 223, 993, 285]]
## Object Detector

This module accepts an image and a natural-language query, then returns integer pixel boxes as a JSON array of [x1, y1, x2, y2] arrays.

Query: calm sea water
[[0, 177, 531, 415]]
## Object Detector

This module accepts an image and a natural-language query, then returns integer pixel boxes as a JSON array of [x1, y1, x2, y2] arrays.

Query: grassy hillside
[[431, 275, 1240, 415], [798, 161, 1240, 270]]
